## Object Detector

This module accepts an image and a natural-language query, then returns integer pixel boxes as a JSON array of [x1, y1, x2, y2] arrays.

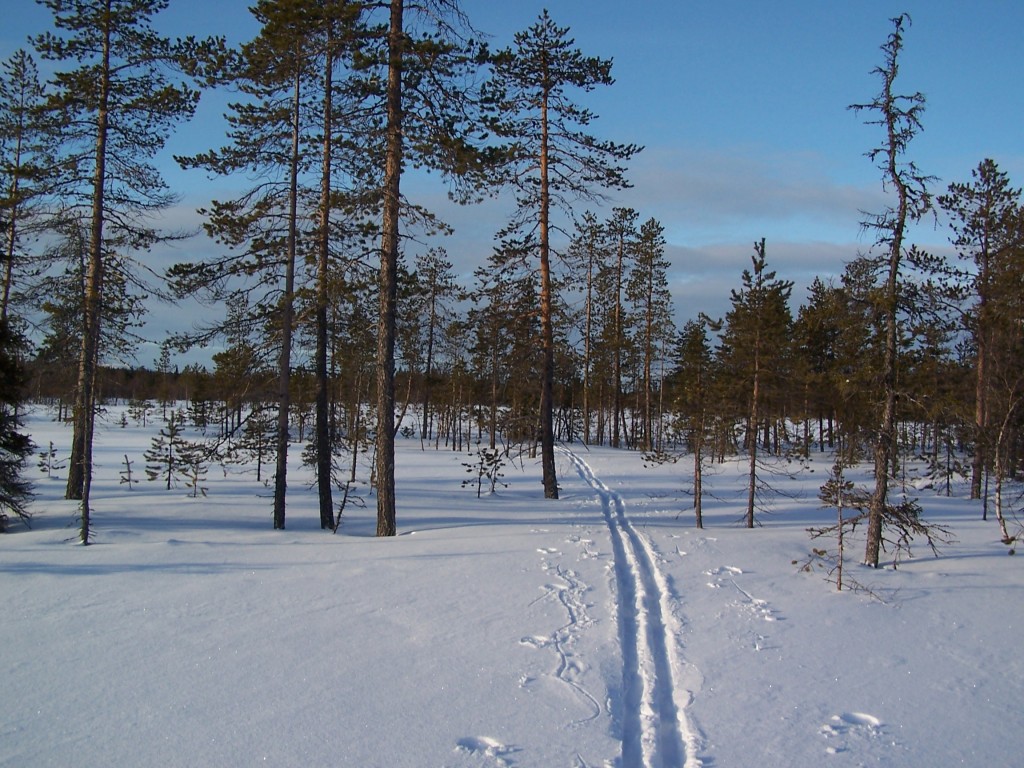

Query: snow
[[4, 405, 1022, 767]]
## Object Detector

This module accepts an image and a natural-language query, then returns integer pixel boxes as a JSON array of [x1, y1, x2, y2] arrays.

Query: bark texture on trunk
[[376, 0, 404, 536]]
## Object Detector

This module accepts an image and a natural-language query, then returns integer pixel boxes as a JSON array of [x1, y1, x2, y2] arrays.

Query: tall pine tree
[[485, 11, 640, 496], [35, 0, 223, 543], [1, 49, 56, 322], [938, 159, 1022, 502], [849, 14, 933, 566], [173, 0, 366, 530], [357, 0, 494, 536]]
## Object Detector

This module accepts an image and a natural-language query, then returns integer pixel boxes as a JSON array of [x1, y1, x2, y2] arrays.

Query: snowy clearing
[[3, 405, 1023, 767]]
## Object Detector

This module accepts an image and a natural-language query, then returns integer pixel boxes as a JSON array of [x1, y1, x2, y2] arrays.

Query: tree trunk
[[641, 268, 655, 452], [746, 329, 760, 529], [612, 231, 624, 449], [537, 71, 558, 499], [421, 287, 437, 443], [1, 127, 23, 321], [68, 14, 112, 544], [315, 28, 336, 530], [693, 417, 704, 529], [582, 248, 594, 446], [860, 15, 925, 568], [272, 60, 302, 530], [376, 0, 404, 535], [488, 339, 498, 450]]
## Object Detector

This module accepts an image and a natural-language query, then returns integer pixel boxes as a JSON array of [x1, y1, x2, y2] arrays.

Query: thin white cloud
[[611, 145, 890, 244]]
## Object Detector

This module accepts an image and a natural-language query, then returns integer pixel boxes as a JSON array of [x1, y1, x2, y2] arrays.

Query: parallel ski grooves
[[562, 448, 699, 768]]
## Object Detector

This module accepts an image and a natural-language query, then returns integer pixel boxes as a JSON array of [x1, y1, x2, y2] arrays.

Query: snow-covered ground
[[4, 405, 1022, 767]]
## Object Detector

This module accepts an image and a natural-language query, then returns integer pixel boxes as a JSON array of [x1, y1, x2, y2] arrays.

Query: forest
[[1, 1, 1022, 565]]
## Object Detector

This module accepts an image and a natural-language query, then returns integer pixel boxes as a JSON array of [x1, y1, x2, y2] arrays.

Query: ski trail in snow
[[560, 447, 702, 768]]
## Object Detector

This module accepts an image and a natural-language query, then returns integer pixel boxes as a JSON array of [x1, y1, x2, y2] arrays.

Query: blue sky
[[4, 1, 1023, 363]]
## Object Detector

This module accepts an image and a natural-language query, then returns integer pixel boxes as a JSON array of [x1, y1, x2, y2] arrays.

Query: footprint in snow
[[704, 565, 744, 577], [749, 597, 777, 622], [455, 736, 519, 766], [820, 712, 886, 755], [705, 565, 742, 589], [519, 635, 550, 649]]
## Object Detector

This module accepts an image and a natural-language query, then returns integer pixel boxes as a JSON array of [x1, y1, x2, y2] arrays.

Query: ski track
[[561, 447, 702, 768]]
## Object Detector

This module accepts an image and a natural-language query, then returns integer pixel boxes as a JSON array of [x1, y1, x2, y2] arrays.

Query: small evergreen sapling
[[128, 399, 153, 427], [233, 406, 276, 484], [38, 441, 65, 478], [804, 459, 869, 591], [178, 440, 209, 498], [462, 447, 509, 498], [144, 411, 185, 490], [119, 454, 137, 489]]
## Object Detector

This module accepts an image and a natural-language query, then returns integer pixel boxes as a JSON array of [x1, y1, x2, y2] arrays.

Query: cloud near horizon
[[612, 145, 891, 244]]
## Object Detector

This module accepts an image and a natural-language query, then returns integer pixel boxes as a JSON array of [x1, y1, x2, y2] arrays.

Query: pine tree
[[567, 212, 606, 446], [359, 0, 494, 536], [627, 217, 674, 452], [154, 342, 173, 419], [174, 0, 369, 529], [0, 316, 32, 531], [30, 217, 148, 408], [467, 244, 540, 451], [1, 49, 56, 322], [938, 159, 1022, 502], [793, 276, 876, 458], [669, 319, 715, 528], [144, 410, 186, 490], [208, 299, 272, 440], [849, 14, 933, 566], [714, 239, 793, 528], [407, 249, 458, 443], [118, 453, 137, 489], [308, 0, 368, 531], [234, 405, 276, 485], [603, 207, 639, 449], [485, 11, 641, 497], [34, 0, 224, 543], [177, 439, 209, 498]]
